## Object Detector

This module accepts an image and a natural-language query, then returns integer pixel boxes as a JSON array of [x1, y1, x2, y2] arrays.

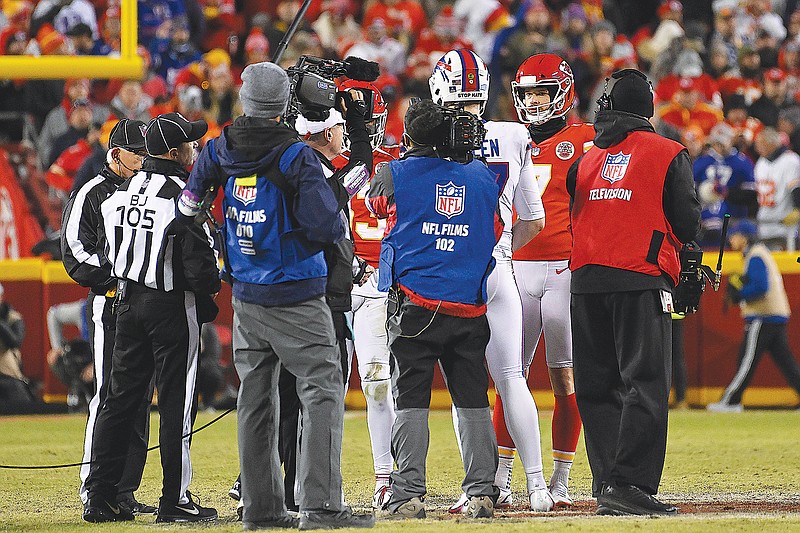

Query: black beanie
[[404, 99, 448, 146], [609, 70, 654, 118]]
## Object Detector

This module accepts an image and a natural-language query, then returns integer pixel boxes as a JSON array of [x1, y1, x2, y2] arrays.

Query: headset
[[596, 68, 653, 113]]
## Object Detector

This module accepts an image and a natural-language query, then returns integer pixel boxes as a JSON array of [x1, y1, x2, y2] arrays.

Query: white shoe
[[496, 488, 513, 509], [707, 401, 743, 413], [372, 484, 392, 510], [529, 488, 554, 512], [448, 492, 469, 514], [466, 496, 494, 518], [549, 483, 573, 509]]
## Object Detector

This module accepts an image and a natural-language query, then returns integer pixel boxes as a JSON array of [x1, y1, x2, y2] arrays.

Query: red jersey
[[513, 123, 595, 261], [335, 145, 401, 267], [657, 101, 724, 135]]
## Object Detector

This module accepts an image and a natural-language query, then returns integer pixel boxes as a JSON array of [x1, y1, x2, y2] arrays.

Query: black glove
[[337, 90, 367, 126]]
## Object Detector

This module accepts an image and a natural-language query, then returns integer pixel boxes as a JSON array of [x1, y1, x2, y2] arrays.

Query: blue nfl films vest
[[221, 143, 328, 286], [378, 157, 499, 305]]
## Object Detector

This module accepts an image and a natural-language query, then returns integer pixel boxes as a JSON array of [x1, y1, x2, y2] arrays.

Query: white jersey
[[478, 121, 545, 259], [755, 149, 800, 240]]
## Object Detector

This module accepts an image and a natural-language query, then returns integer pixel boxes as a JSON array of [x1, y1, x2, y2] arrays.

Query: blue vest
[[378, 156, 499, 305], [221, 143, 328, 286]]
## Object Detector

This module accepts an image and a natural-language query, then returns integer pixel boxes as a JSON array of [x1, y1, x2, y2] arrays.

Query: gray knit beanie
[[239, 61, 289, 119]]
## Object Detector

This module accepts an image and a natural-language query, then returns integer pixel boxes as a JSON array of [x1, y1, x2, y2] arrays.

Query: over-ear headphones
[[596, 69, 653, 114]]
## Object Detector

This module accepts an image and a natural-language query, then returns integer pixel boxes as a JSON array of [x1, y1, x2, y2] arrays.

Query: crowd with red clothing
[[0, 0, 798, 249]]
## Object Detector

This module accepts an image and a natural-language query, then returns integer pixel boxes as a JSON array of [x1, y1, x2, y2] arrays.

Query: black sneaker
[[298, 507, 375, 530], [597, 484, 678, 516], [156, 493, 218, 523], [117, 496, 158, 515], [243, 516, 300, 530], [83, 495, 135, 523], [229, 476, 241, 501]]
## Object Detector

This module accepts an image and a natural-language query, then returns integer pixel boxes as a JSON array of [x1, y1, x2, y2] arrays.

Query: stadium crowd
[[0, 0, 798, 251]]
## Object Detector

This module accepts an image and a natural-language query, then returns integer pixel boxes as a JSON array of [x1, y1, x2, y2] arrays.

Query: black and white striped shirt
[[100, 158, 220, 294]]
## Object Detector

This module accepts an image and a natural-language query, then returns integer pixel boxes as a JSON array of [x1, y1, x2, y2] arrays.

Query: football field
[[1, 409, 799, 532]]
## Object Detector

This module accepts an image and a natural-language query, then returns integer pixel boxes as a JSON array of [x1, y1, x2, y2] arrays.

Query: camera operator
[[177, 61, 374, 530], [368, 99, 501, 519], [566, 69, 700, 516]]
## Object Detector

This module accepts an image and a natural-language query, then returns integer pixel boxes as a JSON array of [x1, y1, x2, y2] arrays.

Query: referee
[[83, 113, 221, 523], [60, 119, 156, 516]]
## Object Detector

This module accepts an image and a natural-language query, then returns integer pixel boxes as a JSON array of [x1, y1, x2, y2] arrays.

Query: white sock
[[494, 447, 516, 490], [498, 377, 547, 494], [375, 474, 390, 491], [362, 378, 395, 478], [550, 459, 572, 489]]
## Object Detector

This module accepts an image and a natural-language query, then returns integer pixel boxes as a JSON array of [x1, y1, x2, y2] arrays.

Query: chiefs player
[[428, 49, 551, 513], [501, 53, 595, 508], [335, 79, 400, 510]]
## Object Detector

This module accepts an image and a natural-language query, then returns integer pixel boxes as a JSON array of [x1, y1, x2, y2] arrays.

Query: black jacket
[[61, 164, 125, 294], [567, 110, 701, 293]]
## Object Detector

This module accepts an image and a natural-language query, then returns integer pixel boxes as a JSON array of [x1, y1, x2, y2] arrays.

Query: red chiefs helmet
[[511, 54, 576, 124], [339, 79, 387, 149]]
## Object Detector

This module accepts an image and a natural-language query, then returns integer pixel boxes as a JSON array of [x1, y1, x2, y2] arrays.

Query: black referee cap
[[145, 112, 208, 156], [108, 118, 147, 151]]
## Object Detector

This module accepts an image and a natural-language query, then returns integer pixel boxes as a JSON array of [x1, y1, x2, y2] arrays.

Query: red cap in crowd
[[764, 67, 787, 82], [245, 28, 269, 55], [658, 0, 682, 18], [37, 24, 66, 55]]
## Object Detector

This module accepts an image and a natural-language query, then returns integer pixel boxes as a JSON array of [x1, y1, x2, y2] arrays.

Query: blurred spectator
[[53, 0, 98, 40], [724, 93, 765, 154], [362, 0, 427, 49], [559, 3, 590, 56], [754, 127, 800, 249], [756, 28, 781, 70], [346, 18, 406, 77], [243, 27, 269, 65], [735, 0, 787, 44], [46, 103, 100, 193], [778, 38, 800, 96], [657, 76, 724, 135], [749, 68, 792, 127], [200, 0, 244, 52], [0, 1, 32, 54], [139, 0, 187, 49], [501, 1, 555, 76], [202, 61, 239, 126], [109, 80, 153, 123], [706, 38, 736, 79], [709, 3, 739, 68], [92, 46, 168, 106], [404, 5, 471, 97], [265, 0, 311, 53], [37, 78, 90, 167], [30, 22, 69, 56], [66, 22, 94, 54], [94, 3, 120, 55], [694, 122, 758, 246], [45, 299, 93, 410], [453, 0, 512, 61], [150, 16, 202, 89], [777, 106, 800, 154], [635, 0, 684, 67], [312, 0, 361, 58], [173, 47, 231, 93], [72, 118, 116, 192], [718, 44, 764, 105], [680, 123, 707, 160], [655, 49, 723, 107], [0, 283, 36, 405]]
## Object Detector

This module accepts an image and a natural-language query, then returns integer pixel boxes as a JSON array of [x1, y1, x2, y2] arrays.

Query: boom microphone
[[343, 56, 380, 82]]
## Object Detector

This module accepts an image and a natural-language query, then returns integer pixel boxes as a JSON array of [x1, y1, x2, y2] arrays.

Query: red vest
[[571, 130, 684, 285]]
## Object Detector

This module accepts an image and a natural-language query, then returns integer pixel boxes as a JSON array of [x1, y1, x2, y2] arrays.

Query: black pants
[[82, 292, 152, 503], [85, 285, 200, 505], [720, 319, 800, 405], [671, 319, 687, 403], [572, 290, 672, 496], [389, 300, 490, 410], [277, 309, 350, 511]]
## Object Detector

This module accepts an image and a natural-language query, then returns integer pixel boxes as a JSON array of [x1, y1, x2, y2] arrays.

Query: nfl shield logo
[[233, 183, 257, 205], [601, 152, 631, 183], [435, 181, 465, 219]]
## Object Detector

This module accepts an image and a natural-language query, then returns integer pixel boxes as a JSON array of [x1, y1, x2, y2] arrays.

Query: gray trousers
[[233, 296, 345, 522]]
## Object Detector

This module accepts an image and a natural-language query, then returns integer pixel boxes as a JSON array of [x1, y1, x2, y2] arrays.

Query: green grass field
[[1, 409, 799, 532]]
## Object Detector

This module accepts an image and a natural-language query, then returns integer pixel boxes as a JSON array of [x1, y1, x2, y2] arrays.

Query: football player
[[335, 79, 400, 510], [503, 53, 595, 508], [429, 49, 552, 512]]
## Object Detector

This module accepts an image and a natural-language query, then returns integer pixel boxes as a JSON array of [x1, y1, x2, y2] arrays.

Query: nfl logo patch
[[532, 146, 541, 156], [233, 183, 257, 206], [435, 181, 465, 219], [601, 152, 631, 183]]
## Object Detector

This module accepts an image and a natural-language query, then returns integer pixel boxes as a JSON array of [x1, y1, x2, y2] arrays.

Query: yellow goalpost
[[0, 0, 142, 80]]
